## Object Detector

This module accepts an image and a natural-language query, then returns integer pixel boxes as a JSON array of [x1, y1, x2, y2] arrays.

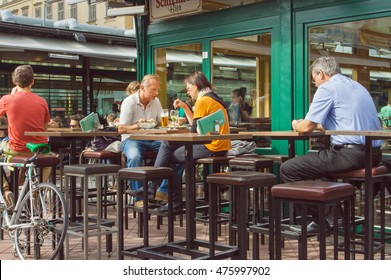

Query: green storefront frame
[[139, 0, 391, 156]]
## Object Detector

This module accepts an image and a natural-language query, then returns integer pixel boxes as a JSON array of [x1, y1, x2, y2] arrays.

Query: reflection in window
[[58, 1, 64, 20], [212, 35, 271, 147], [155, 44, 202, 110], [46, 4, 52, 20], [309, 17, 391, 112]]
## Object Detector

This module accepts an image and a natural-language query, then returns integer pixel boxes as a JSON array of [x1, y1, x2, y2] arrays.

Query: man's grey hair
[[310, 56, 341, 76], [140, 74, 160, 87]]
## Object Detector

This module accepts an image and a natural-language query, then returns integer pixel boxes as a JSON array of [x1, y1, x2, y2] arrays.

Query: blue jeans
[[156, 164, 185, 194], [121, 139, 161, 191]]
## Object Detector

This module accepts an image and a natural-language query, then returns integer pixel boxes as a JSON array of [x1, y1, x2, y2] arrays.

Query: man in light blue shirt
[[280, 56, 382, 234]]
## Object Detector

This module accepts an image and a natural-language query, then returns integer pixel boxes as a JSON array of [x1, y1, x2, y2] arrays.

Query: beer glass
[[161, 109, 169, 127]]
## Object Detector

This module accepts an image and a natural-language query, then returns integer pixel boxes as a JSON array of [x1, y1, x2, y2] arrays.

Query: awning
[[0, 32, 136, 62]]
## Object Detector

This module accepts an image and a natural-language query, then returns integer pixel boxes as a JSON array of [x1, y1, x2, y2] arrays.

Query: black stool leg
[[380, 185, 385, 260], [167, 176, 174, 243], [208, 182, 218, 258], [343, 198, 351, 260], [118, 178, 125, 260], [268, 189, 274, 260], [237, 186, 248, 259], [142, 178, 149, 247], [333, 203, 339, 260], [299, 205, 308, 260], [319, 204, 326, 260], [274, 197, 282, 260]]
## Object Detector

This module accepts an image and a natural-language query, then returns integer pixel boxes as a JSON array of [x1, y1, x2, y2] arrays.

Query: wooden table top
[[229, 127, 248, 133], [239, 130, 326, 137], [129, 132, 253, 142], [25, 130, 119, 137], [325, 130, 391, 137], [126, 127, 191, 134]]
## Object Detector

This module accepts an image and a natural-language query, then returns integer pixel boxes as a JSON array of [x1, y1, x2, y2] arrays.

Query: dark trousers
[[154, 141, 215, 203], [280, 146, 382, 222]]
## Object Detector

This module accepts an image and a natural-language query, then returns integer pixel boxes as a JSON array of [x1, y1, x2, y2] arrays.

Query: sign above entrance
[[149, 0, 202, 21]]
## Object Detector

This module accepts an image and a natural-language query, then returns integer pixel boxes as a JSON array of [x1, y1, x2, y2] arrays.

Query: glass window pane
[[309, 17, 391, 127], [212, 34, 271, 147], [155, 43, 202, 110]]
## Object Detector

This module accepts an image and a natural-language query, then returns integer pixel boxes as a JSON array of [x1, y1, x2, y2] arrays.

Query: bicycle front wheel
[[14, 182, 68, 260]]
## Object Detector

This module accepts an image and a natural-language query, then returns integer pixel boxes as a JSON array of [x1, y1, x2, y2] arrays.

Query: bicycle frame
[[1, 161, 39, 231]]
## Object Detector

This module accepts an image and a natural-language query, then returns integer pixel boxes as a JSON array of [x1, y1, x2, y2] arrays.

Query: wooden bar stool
[[206, 171, 276, 259], [271, 180, 354, 260], [64, 163, 121, 260], [80, 150, 121, 218], [330, 165, 391, 259], [10, 154, 60, 199], [194, 156, 232, 231], [120, 150, 163, 227], [228, 156, 274, 258], [117, 166, 174, 259], [80, 150, 121, 164]]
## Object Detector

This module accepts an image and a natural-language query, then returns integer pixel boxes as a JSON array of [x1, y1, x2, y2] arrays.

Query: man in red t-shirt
[[0, 65, 50, 209]]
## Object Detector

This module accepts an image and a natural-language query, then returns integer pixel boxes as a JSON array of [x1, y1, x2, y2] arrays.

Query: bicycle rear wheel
[[14, 182, 68, 260]]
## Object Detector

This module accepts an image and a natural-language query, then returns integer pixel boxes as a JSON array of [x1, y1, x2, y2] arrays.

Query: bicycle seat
[[26, 143, 51, 154]]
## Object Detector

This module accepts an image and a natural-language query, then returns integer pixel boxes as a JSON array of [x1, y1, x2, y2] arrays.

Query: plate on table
[[138, 122, 157, 129]]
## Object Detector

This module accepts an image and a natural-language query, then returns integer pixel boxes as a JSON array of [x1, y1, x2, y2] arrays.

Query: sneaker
[[157, 201, 182, 214], [134, 200, 144, 208], [4, 190, 14, 210], [155, 191, 168, 202], [108, 184, 117, 192], [289, 221, 331, 235], [126, 187, 155, 200]]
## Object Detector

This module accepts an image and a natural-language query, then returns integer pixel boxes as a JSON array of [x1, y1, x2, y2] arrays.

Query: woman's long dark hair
[[184, 71, 212, 91]]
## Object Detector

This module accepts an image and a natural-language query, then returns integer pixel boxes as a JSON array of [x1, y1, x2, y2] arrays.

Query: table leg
[[117, 178, 124, 260], [69, 140, 77, 222], [288, 139, 295, 159], [184, 143, 196, 250], [364, 136, 374, 259]]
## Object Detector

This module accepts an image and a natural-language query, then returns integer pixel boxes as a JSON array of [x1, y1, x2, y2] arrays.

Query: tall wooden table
[[25, 129, 120, 164], [239, 130, 327, 158], [118, 132, 252, 259], [25, 129, 120, 221], [326, 130, 390, 260]]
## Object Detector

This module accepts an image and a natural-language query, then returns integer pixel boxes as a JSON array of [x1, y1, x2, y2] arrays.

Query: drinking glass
[[161, 109, 169, 127], [170, 110, 179, 128]]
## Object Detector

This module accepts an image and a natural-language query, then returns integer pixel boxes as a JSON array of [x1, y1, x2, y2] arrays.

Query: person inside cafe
[[0, 65, 51, 210], [118, 74, 164, 207], [228, 87, 252, 124], [378, 100, 391, 128], [48, 116, 62, 129], [69, 113, 84, 128], [126, 81, 140, 96], [152, 71, 231, 213], [110, 103, 120, 119], [48, 116, 70, 153], [280, 56, 383, 234]]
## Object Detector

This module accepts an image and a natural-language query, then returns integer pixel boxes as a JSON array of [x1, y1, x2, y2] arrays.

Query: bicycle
[[0, 142, 68, 260]]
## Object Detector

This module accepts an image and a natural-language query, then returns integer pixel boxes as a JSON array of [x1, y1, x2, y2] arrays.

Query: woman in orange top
[[154, 71, 230, 213]]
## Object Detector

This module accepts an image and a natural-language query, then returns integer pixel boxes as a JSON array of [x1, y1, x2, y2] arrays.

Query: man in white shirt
[[118, 74, 163, 206]]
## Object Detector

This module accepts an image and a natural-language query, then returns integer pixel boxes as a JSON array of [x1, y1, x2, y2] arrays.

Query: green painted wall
[[141, 0, 391, 156]]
